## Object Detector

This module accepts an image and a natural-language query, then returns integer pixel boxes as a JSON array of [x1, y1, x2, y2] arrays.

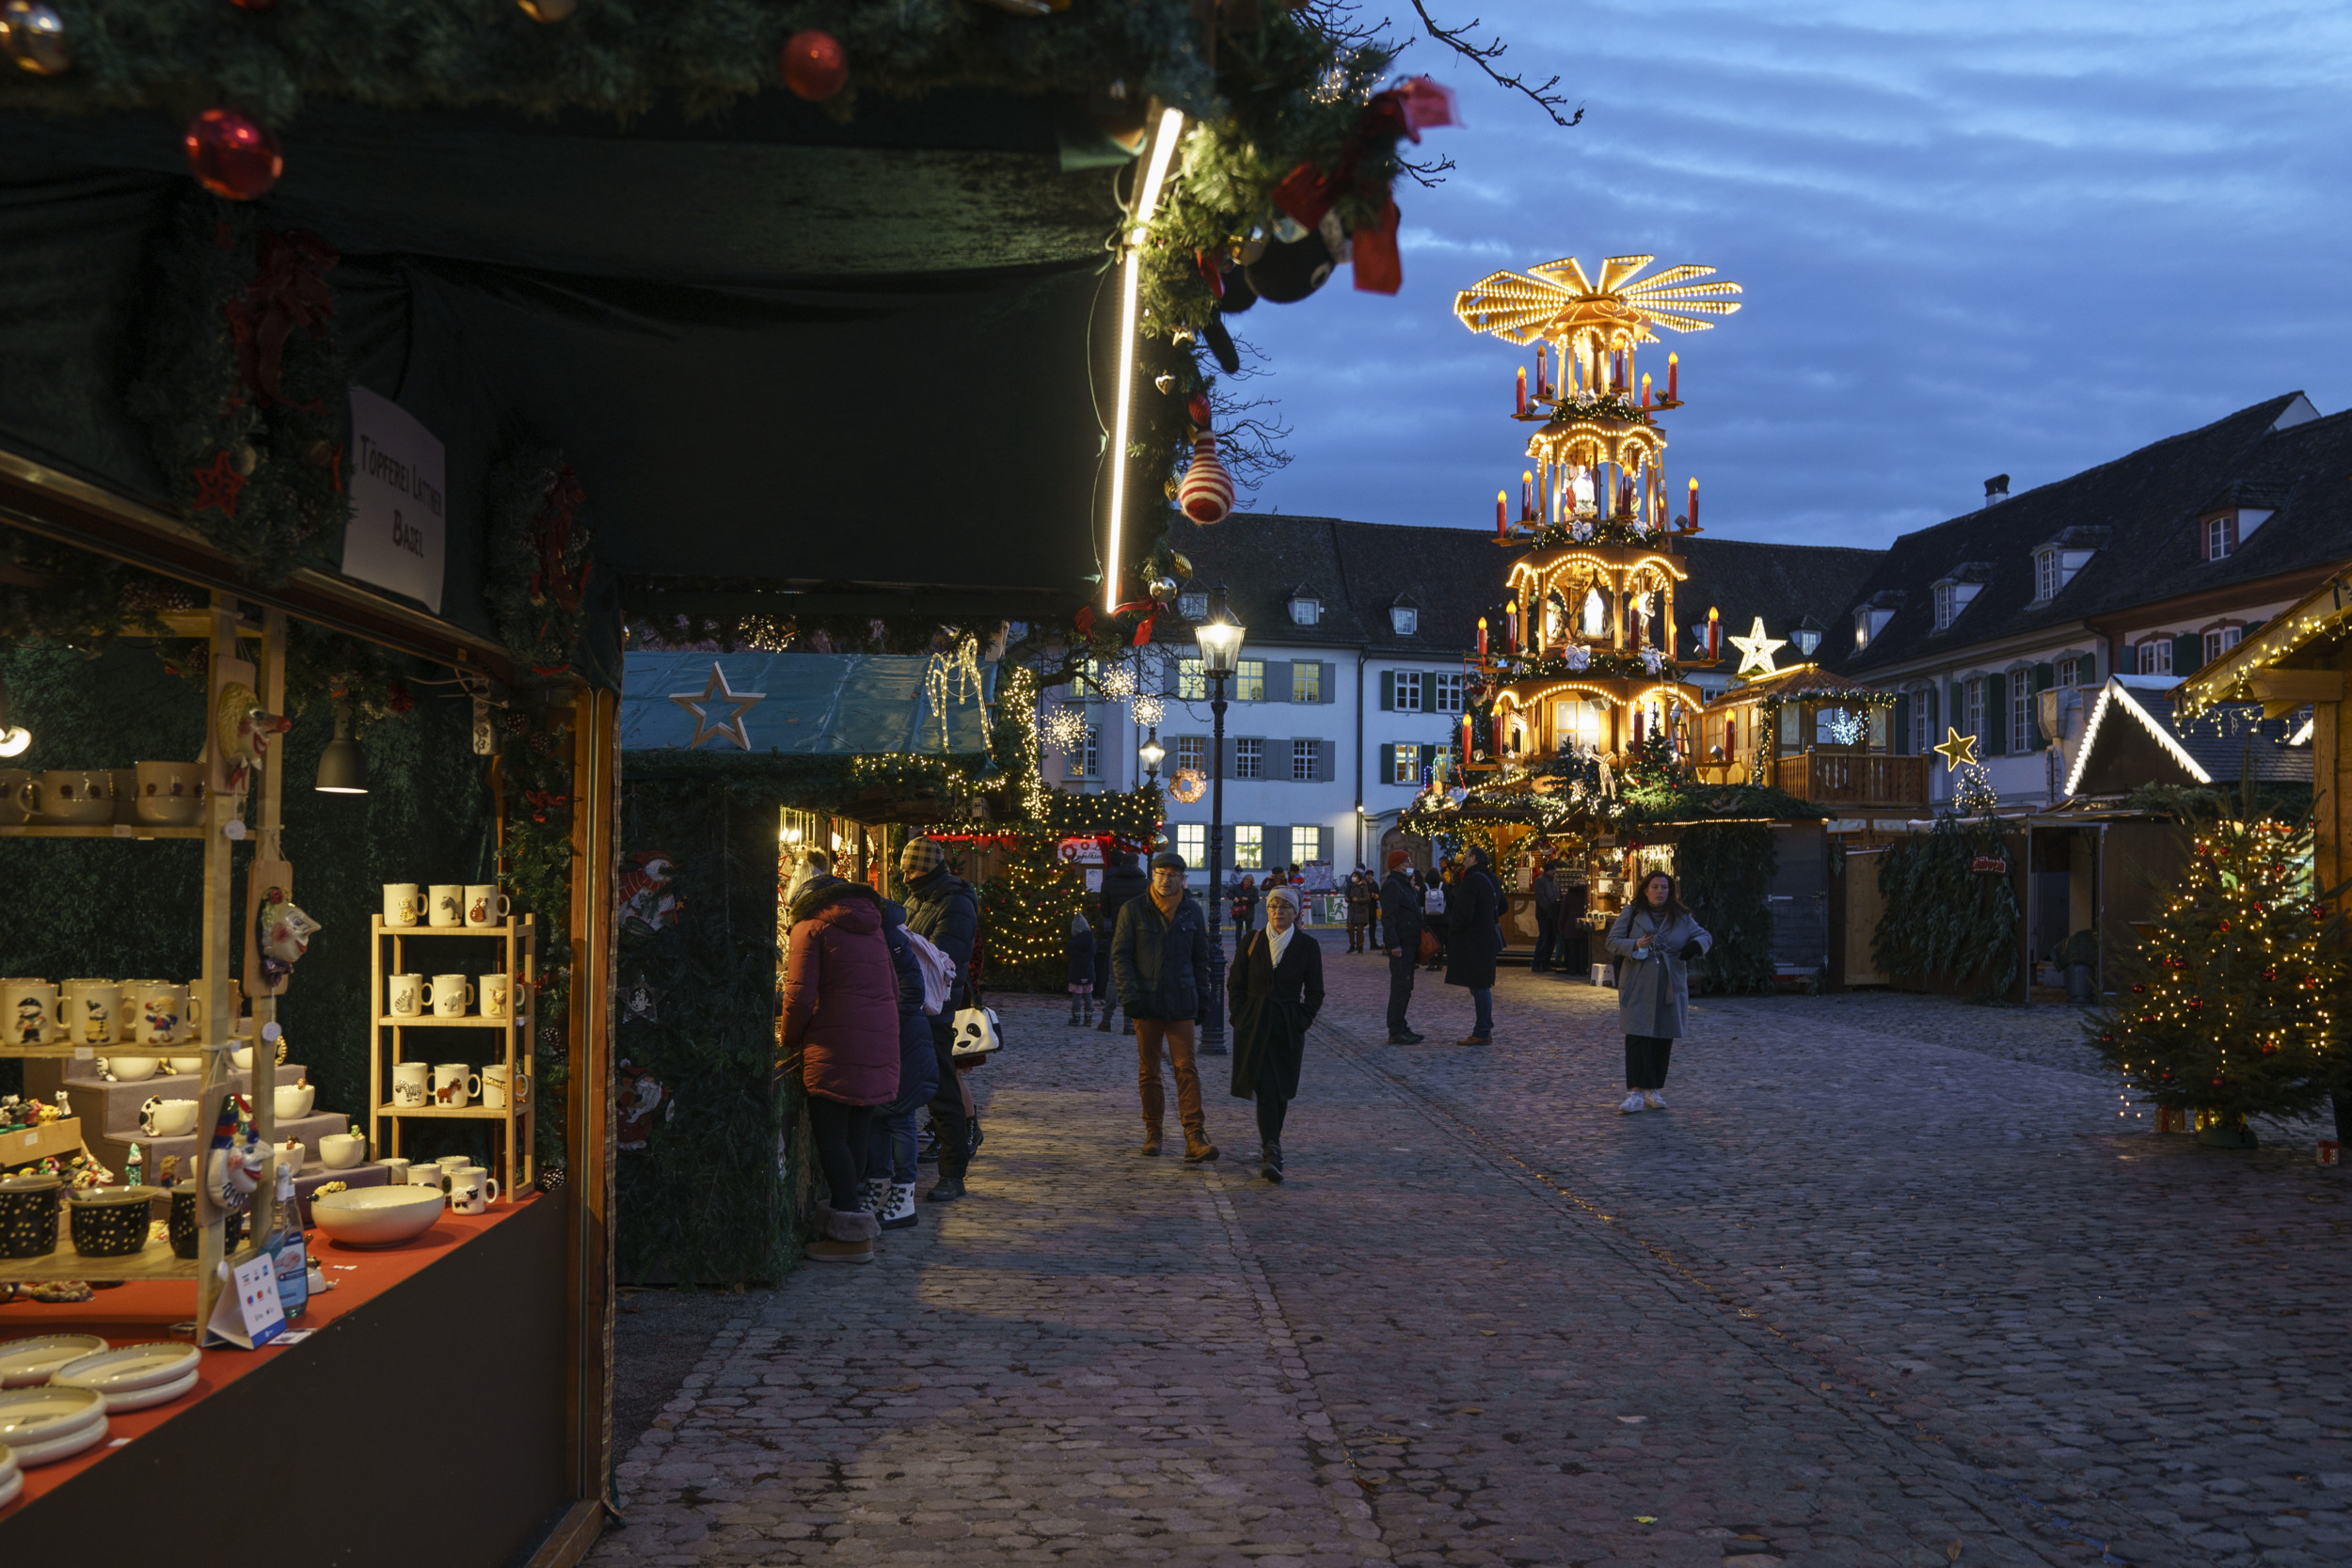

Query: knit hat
[[1149, 850, 1187, 872], [1263, 882, 1300, 911], [1387, 849, 1410, 871], [900, 836, 946, 879]]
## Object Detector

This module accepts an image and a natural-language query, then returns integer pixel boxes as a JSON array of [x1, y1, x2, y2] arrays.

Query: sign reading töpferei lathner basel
[[342, 385, 446, 613]]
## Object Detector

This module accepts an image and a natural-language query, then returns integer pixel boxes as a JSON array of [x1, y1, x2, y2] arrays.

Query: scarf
[[1267, 923, 1295, 967], [1151, 885, 1185, 922]]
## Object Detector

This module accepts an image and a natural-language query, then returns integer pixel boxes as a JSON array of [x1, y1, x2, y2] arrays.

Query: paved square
[[591, 951, 2352, 1568]]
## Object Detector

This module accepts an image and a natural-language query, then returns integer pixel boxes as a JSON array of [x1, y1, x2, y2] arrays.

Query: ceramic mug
[[18, 769, 112, 825], [61, 979, 119, 1045], [109, 768, 139, 825], [274, 1083, 315, 1120], [133, 761, 205, 826], [391, 1061, 431, 1107], [0, 769, 27, 827], [479, 974, 511, 1020], [378, 1157, 410, 1186], [383, 883, 421, 927], [432, 1064, 477, 1108], [187, 975, 238, 1041], [1, 980, 56, 1047], [464, 885, 510, 927], [436, 1155, 470, 1172], [113, 979, 163, 1041], [429, 975, 474, 1020], [134, 982, 190, 1046], [428, 885, 464, 928], [140, 1097, 199, 1137], [484, 1064, 508, 1109], [388, 974, 424, 1018], [447, 1164, 500, 1214], [410, 1164, 450, 1188], [108, 1056, 161, 1083]]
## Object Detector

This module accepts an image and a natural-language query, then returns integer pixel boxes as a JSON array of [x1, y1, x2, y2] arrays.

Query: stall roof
[[2182, 568, 2352, 717], [620, 651, 997, 755], [2066, 676, 2308, 797]]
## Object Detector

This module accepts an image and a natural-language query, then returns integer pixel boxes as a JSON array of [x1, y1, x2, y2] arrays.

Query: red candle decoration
[[1688, 476, 1699, 532], [1461, 713, 1473, 761], [1707, 605, 1720, 660], [1492, 712, 1507, 755], [1477, 617, 1488, 661], [183, 109, 282, 200], [1505, 597, 1519, 654], [1495, 489, 1507, 539], [782, 29, 848, 101], [1641, 372, 1652, 408], [1667, 352, 1679, 402], [1520, 469, 1534, 521], [1515, 366, 1526, 416], [1534, 342, 1548, 398]]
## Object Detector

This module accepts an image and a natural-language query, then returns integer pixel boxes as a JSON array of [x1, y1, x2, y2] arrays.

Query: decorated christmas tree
[[975, 836, 1091, 993], [2089, 806, 2344, 1141]]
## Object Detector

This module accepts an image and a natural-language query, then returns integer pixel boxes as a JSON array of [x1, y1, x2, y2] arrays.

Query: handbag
[[1417, 927, 1440, 962], [950, 1004, 1002, 1060]]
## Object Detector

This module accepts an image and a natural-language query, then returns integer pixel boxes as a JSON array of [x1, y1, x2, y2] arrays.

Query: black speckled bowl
[[66, 1185, 161, 1258], [0, 1176, 59, 1259], [167, 1186, 245, 1259]]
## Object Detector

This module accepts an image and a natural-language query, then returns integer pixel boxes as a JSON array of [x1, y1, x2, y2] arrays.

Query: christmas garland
[[1676, 820, 1776, 993], [484, 444, 596, 678], [0, 525, 195, 647], [126, 191, 349, 582]]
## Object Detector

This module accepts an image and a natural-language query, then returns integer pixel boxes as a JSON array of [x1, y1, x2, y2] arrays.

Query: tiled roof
[[2071, 681, 2310, 794]]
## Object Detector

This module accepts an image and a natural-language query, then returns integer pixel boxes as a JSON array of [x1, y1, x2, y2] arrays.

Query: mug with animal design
[[382, 883, 421, 928], [432, 1063, 479, 1108], [483, 1064, 530, 1110], [61, 979, 119, 1044], [464, 884, 511, 928], [134, 982, 189, 1046], [391, 1061, 431, 1107], [134, 760, 206, 826], [1, 980, 56, 1046], [478, 974, 511, 1020], [447, 1164, 501, 1214], [17, 768, 112, 825], [388, 974, 425, 1018], [429, 974, 474, 1020], [428, 884, 464, 928]]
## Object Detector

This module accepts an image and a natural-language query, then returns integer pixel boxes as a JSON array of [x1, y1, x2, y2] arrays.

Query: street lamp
[[1137, 729, 1165, 785], [1195, 586, 1244, 1054]]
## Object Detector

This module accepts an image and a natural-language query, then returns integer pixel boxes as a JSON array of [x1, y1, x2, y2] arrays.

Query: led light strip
[[2066, 679, 2211, 798], [1104, 107, 1187, 616]]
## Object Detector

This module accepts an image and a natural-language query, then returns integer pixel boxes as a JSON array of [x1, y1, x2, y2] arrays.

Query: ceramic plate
[[98, 1363, 199, 1414], [6, 1412, 105, 1467], [0, 1465, 19, 1508], [0, 1336, 106, 1389], [0, 1384, 103, 1445], [51, 1342, 198, 1394]]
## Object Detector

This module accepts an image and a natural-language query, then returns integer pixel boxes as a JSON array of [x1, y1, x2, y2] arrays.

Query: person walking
[[781, 861, 901, 1263], [1344, 869, 1374, 954], [1094, 849, 1149, 1035], [1378, 850, 1425, 1044], [1066, 911, 1097, 1026], [1112, 849, 1217, 1163], [1531, 858, 1560, 974], [901, 835, 979, 1202], [1231, 873, 1260, 939], [864, 896, 942, 1232], [1444, 847, 1504, 1046], [1227, 882, 1324, 1182], [1606, 871, 1712, 1113]]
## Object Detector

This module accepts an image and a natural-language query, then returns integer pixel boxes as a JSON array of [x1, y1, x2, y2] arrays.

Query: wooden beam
[[2250, 670, 2345, 704]]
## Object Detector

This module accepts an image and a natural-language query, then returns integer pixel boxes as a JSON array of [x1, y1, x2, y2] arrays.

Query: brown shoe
[[806, 1238, 874, 1264], [1183, 1131, 1219, 1164], [1138, 1125, 1163, 1157]]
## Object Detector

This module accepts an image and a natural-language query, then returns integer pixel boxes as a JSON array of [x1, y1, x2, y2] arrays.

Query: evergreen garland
[[484, 444, 596, 678], [0, 525, 195, 648], [1871, 818, 2020, 1003], [1676, 820, 1775, 994]]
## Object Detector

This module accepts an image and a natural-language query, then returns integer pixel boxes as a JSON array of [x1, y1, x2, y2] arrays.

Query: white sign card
[[207, 1253, 287, 1349], [342, 385, 447, 612]]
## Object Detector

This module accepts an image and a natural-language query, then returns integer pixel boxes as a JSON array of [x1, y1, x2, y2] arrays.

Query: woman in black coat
[[1227, 883, 1325, 1182]]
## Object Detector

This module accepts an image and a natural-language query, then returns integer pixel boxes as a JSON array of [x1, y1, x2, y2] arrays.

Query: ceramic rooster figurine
[[215, 680, 293, 795]]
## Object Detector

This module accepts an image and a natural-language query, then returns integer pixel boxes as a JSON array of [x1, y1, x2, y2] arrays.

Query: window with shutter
[[1290, 661, 1321, 703], [1291, 738, 1317, 782], [1290, 825, 1320, 866], [1233, 825, 1263, 870], [2172, 633, 2201, 676], [1173, 823, 1205, 868], [1379, 743, 1395, 783], [1379, 671, 1395, 710], [2009, 670, 2035, 753], [1264, 660, 1293, 702]]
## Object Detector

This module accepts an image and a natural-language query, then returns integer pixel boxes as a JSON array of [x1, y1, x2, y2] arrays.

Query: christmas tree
[[975, 835, 1091, 992], [2089, 807, 2344, 1140]]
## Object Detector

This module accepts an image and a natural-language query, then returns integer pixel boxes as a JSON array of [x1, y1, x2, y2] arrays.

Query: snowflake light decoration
[[1096, 663, 1137, 700], [1042, 705, 1089, 752], [1824, 707, 1865, 746], [1132, 693, 1166, 728]]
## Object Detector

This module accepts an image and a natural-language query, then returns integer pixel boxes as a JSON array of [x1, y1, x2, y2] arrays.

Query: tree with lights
[[976, 837, 1092, 993], [2089, 804, 2344, 1143]]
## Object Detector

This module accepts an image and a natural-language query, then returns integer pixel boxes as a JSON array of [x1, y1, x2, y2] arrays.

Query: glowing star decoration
[[1727, 616, 1786, 678], [1933, 725, 1979, 772], [1454, 254, 1742, 349], [669, 663, 766, 750], [1132, 692, 1166, 728]]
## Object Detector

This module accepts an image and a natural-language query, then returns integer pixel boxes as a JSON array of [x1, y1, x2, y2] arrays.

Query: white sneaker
[[1643, 1090, 1666, 1110], [1618, 1092, 1646, 1115]]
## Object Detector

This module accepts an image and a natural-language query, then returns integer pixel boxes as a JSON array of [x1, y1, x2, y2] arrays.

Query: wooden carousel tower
[[1452, 253, 1741, 771]]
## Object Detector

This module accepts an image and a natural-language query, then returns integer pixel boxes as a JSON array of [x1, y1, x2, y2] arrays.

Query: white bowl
[[0, 1386, 105, 1464], [317, 1132, 366, 1170], [310, 1185, 444, 1247], [108, 1056, 160, 1082], [0, 1336, 106, 1389], [273, 1085, 314, 1119], [0, 1465, 19, 1509], [165, 1055, 203, 1075], [230, 1046, 252, 1072], [52, 1342, 199, 1396], [94, 1363, 198, 1414]]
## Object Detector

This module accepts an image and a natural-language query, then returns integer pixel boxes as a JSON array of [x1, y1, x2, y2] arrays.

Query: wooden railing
[[1772, 752, 1928, 810]]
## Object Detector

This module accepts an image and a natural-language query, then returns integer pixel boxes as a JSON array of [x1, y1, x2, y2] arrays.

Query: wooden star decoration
[[1933, 725, 1979, 772], [1727, 615, 1786, 678], [190, 450, 246, 518], [670, 662, 766, 750]]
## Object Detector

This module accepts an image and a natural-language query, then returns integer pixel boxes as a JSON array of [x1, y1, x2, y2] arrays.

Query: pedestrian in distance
[[1231, 873, 1260, 938], [1378, 850, 1425, 1044], [865, 895, 942, 1232], [1422, 865, 1449, 972], [1113, 849, 1218, 1163], [780, 852, 902, 1264], [1094, 849, 1148, 1035], [901, 835, 980, 1201], [1531, 857, 1560, 974], [1444, 847, 1504, 1045], [1344, 868, 1375, 954], [1228, 882, 1324, 1183], [1065, 911, 1096, 1026], [1605, 870, 1712, 1114]]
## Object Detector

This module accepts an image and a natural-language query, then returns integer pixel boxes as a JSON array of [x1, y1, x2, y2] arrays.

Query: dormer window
[[2205, 514, 2237, 561], [1390, 606, 1418, 636], [1287, 594, 1322, 626], [1932, 578, 1980, 631], [2035, 549, 2060, 602], [1179, 591, 1208, 620], [1854, 607, 1891, 649]]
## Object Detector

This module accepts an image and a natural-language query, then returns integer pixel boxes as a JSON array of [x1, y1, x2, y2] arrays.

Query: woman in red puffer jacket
[[781, 863, 902, 1263]]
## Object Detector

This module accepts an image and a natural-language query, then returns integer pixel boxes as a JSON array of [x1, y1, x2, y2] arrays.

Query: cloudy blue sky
[[1233, 0, 2352, 546]]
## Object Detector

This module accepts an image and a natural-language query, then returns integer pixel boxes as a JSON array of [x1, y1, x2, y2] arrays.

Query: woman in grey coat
[[1604, 871, 1712, 1115]]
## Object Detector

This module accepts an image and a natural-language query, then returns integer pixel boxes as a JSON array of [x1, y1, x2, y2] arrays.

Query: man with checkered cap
[[1111, 849, 1217, 1163], [900, 835, 980, 1201]]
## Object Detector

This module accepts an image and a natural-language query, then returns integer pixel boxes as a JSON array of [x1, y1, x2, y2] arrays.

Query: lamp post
[[1194, 586, 1245, 1055], [1138, 729, 1165, 788]]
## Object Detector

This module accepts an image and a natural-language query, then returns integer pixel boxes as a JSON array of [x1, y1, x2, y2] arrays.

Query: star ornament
[[1727, 615, 1786, 678], [1933, 725, 1979, 772], [670, 662, 766, 750], [190, 449, 246, 518]]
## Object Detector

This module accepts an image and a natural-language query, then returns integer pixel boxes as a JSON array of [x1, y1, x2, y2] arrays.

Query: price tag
[[110, 824, 133, 838]]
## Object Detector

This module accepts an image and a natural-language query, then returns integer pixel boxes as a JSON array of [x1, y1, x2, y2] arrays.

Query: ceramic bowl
[[165, 1055, 202, 1075], [53, 1342, 199, 1397], [108, 1055, 161, 1083], [0, 1336, 105, 1389], [230, 1046, 252, 1072], [0, 1176, 60, 1259], [0, 1386, 106, 1465], [310, 1185, 443, 1247], [166, 1186, 244, 1259], [65, 1185, 161, 1258], [317, 1132, 366, 1170], [273, 1084, 315, 1120]]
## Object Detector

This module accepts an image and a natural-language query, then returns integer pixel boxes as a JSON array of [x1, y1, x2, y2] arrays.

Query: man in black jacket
[[1111, 850, 1216, 1163], [1531, 857, 1560, 974], [1445, 847, 1504, 1045], [901, 835, 979, 1202], [1093, 850, 1150, 1035], [1378, 849, 1425, 1044]]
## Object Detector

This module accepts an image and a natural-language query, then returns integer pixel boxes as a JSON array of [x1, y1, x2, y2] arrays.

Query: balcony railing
[[1772, 751, 1928, 810]]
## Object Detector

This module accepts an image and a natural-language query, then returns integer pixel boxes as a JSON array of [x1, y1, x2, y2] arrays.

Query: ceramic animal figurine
[[52, 1090, 68, 1121], [254, 888, 322, 987], [215, 681, 293, 795]]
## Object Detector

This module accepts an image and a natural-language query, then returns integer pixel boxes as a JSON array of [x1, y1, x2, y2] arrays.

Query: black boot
[[1094, 1005, 1116, 1034], [1260, 1141, 1284, 1182]]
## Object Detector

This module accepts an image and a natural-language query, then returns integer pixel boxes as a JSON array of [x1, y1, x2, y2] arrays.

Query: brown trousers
[[1134, 1018, 1205, 1134]]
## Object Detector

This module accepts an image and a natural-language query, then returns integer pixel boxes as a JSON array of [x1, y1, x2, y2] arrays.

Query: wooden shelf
[[374, 1103, 523, 1120], [0, 1238, 199, 1282], [375, 1016, 524, 1028], [0, 824, 206, 839], [373, 913, 535, 1202], [0, 1038, 247, 1060], [379, 925, 524, 938]]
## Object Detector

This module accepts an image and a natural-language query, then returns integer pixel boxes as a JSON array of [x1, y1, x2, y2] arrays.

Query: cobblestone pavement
[[590, 952, 2352, 1568]]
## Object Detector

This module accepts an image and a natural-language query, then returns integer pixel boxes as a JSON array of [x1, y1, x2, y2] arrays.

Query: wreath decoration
[[484, 444, 596, 676]]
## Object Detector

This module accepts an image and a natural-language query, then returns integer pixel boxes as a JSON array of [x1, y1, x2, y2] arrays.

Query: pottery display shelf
[[0, 824, 206, 840], [369, 914, 536, 1206]]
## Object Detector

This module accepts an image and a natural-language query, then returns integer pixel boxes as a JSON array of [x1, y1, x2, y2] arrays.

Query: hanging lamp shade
[[314, 705, 369, 794], [1177, 434, 1234, 526]]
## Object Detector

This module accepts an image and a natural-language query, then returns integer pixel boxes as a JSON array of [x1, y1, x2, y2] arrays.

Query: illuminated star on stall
[[1933, 725, 1979, 772], [1727, 615, 1786, 678], [670, 663, 766, 750]]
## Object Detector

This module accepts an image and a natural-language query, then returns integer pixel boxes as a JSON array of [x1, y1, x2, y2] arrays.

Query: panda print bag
[[948, 927, 1002, 1061]]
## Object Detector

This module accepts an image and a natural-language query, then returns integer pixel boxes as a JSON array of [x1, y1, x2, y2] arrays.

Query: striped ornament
[[1177, 434, 1234, 525]]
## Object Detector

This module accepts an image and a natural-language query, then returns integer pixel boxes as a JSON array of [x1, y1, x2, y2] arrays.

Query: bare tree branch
[[1397, 150, 1457, 188], [1407, 2, 1584, 127]]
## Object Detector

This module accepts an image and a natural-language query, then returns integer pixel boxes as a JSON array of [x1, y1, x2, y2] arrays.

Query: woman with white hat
[[1226, 882, 1325, 1182]]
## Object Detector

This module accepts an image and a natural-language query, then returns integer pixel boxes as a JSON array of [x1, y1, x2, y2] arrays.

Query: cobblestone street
[[591, 951, 2352, 1568]]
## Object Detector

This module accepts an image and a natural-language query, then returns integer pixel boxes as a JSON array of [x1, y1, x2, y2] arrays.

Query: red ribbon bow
[[1268, 77, 1455, 296]]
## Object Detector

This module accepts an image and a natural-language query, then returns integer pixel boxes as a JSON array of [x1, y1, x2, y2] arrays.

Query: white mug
[[140, 1097, 199, 1137], [410, 1164, 449, 1188], [388, 974, 424, 1018], [1, 980, 56, 1047], [436, 1154, 470, 1172], [383, 883, 421, 927], [429, 975, 474, 1020], [464, 885, 511, 928], [428, 885, 464, 928], [188, 975, 237, 1041], [484, 1065, 508, 1109], [61, 979, 119, 1045], [132, 761, 204, 826], [391, 1061, 431, 1107], [378, 1157, 411, 1186], [432, 1063, 478, 1108], [479, 974, 511, 1020], [448, 1164, 500, 1214], [134, 982, 190, 1046], [17, 769, 111, 825]]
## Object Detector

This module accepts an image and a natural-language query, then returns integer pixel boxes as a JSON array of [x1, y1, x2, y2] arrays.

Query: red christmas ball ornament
[[183, 108, 282, 200], [1176, 433, 1234, 526], [781, 30, 847, 101]]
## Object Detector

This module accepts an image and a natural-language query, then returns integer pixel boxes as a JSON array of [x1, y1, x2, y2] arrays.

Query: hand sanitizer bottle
[[265, 1159, 309, 1320]]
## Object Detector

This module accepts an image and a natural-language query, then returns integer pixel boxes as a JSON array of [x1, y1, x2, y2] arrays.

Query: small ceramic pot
[[0, 1175, 61, 1259], [67, 1185, 160, 1258], [167, 1185, 246, 1259], [317, 1132, 366, 1170]]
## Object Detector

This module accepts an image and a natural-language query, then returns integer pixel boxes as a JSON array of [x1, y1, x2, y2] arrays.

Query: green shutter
[[1981, 678, 2005, 755], [1892, 694, 1912, 753], [2173, 633, 2202, 677], [1949, 683, 1966, 741], [1379, 671, 1394, 710], [1379, 743, 1394, 784], [2078, 650, 2097, 685]]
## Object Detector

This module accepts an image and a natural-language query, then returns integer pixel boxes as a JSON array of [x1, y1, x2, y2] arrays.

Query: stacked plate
[[0, 1336, 107, 1389], [0, 1444, 18, 1510], [0, 1386, 105, 1466], [51, 1344, 200, 1413]]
